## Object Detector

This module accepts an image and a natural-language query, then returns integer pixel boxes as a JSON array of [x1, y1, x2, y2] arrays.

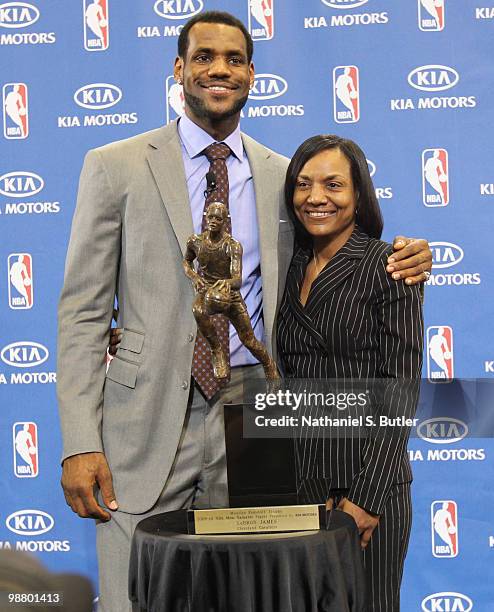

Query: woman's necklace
[[312, 250, 330, 276]]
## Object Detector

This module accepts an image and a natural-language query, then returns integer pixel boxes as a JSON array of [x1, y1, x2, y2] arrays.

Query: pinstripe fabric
[[276, 226, 423, 612]]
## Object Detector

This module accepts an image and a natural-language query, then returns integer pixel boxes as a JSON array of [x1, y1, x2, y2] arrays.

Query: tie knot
[[205, 142, 231, 162]]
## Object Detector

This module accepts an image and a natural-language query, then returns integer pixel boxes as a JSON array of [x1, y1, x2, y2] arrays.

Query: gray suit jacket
[[57, 121, 293, 513]]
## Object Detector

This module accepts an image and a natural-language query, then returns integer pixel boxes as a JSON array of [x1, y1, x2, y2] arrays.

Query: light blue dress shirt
[[177, 114, 263, 367]]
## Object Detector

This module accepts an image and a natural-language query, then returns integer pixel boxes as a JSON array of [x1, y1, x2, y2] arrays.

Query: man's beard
[[183, 88, 249, 121]]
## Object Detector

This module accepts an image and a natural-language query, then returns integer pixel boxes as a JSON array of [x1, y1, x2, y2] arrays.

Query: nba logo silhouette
[[431, 500, 458, 557], [3, 83, 28, 139], [418, 0, 445, 32], [165, 76, 184, 124], [427, 326, 454, 382], [248, 0, 274, 41], [8, 253, 33, 309], [84, 0, 109, 51], [13, 422, 39, 478], [423, 148, 449, 207], [333, 66, 359, 124]]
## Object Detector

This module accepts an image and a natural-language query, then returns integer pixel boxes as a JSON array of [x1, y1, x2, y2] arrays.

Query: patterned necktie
[[191, 142, 232, 399]]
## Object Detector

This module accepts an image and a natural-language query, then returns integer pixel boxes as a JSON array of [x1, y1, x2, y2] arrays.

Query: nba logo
[[3, 83, 28, 139], [84, 0, 109, 51], [431, 500, 458, 557], [13, 422, 39, 478], [418, 0, 445, 32], [248, 0, 274, 41], [8, 253, 33, 309], [422, 148, 449, 207], [333, 66, 359, 124], [165, 76, 184, 124], [427, 326, 454, 382]]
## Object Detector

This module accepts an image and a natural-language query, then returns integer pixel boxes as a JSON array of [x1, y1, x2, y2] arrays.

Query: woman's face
[[292, 147, 357, 244]]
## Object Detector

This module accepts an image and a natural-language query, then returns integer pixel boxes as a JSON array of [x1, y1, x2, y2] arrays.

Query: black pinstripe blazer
[[277, 226, 424, 514]]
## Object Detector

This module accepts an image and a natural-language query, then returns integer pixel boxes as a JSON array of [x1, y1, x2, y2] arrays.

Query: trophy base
[[187, 403, 326, 536], [224, 403, 298, 508]]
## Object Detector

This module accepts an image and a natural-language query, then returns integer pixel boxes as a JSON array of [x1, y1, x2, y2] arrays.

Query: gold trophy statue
[[183, 203, 325, 536], [183, 202, 279, 381]]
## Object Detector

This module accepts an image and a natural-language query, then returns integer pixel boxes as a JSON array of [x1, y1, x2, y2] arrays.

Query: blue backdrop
[[1, 1, 493, 610]]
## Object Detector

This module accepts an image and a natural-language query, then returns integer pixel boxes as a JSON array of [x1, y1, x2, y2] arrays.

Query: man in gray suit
[[57, 11, 431, 611]]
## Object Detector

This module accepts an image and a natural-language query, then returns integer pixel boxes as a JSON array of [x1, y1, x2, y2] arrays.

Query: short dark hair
[[178, 11, 254, 63], [285, 134, 383, 246]]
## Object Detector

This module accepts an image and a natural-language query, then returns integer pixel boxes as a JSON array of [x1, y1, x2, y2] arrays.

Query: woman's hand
[[337, 497, 380, 549]]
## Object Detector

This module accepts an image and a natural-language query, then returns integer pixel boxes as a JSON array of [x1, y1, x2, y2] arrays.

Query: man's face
[[174, 22, 254, 124]]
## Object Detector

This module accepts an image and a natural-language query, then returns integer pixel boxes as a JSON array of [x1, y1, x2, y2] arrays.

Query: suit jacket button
[[187, 333, 194, 342], [181, 380, 189, 390]]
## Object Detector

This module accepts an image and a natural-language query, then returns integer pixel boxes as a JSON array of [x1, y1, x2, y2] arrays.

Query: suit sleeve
[[348, 249, 424, 514], [57, 149, 122, 463]]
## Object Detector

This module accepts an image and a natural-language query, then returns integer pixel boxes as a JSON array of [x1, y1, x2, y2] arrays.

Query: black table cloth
[[129, 509, 365, 612]]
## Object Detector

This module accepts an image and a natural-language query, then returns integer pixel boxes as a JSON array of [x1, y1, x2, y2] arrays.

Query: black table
[[129, 509, 365, 612]]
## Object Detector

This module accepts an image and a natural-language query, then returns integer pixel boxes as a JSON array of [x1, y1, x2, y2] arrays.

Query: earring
[[177, 79, 183, 85]]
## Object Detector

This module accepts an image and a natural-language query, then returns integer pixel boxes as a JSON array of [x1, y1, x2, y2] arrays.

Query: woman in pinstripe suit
[[277, 135, 424, 612]]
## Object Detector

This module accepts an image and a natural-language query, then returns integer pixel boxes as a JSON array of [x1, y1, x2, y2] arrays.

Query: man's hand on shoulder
[[61, 452, 118, 521], [386, 236, 432, 285]]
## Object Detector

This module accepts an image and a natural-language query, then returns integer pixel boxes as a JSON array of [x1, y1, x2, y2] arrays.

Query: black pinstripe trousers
[[327, 483, 412, 612]]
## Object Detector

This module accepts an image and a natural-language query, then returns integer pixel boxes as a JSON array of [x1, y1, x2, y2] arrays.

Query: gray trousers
[[96, 365, 262, 612]]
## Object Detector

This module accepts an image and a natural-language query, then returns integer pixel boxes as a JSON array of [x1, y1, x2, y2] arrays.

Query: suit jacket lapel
[[305, 228, 369, 317], [286, 250, 328, 352], [146, 125, 283, 350], [146, 121, 193, 255], [242, 133, 280, 344], [286, 229, 369, 351]]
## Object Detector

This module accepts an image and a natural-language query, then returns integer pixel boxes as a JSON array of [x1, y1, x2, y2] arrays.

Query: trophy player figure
[[183, 202, 279, 382]]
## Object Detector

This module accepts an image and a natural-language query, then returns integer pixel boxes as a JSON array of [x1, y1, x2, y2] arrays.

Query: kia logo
[[6, 509, 54, 536], [417, 418, 468, 444], [321, 0, 369, 8], [422, 592, 472, 612], [74, 83, 122, 110], [408, 65, 459, 92], [249, 74, 288, 100], [366, 159, 376, 177], [430, 242, 464, 269], [1, 341, 49, 368], [0, 2, 39, 28], [153, 0, 203, 20], [0, 171, 43, 197]]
